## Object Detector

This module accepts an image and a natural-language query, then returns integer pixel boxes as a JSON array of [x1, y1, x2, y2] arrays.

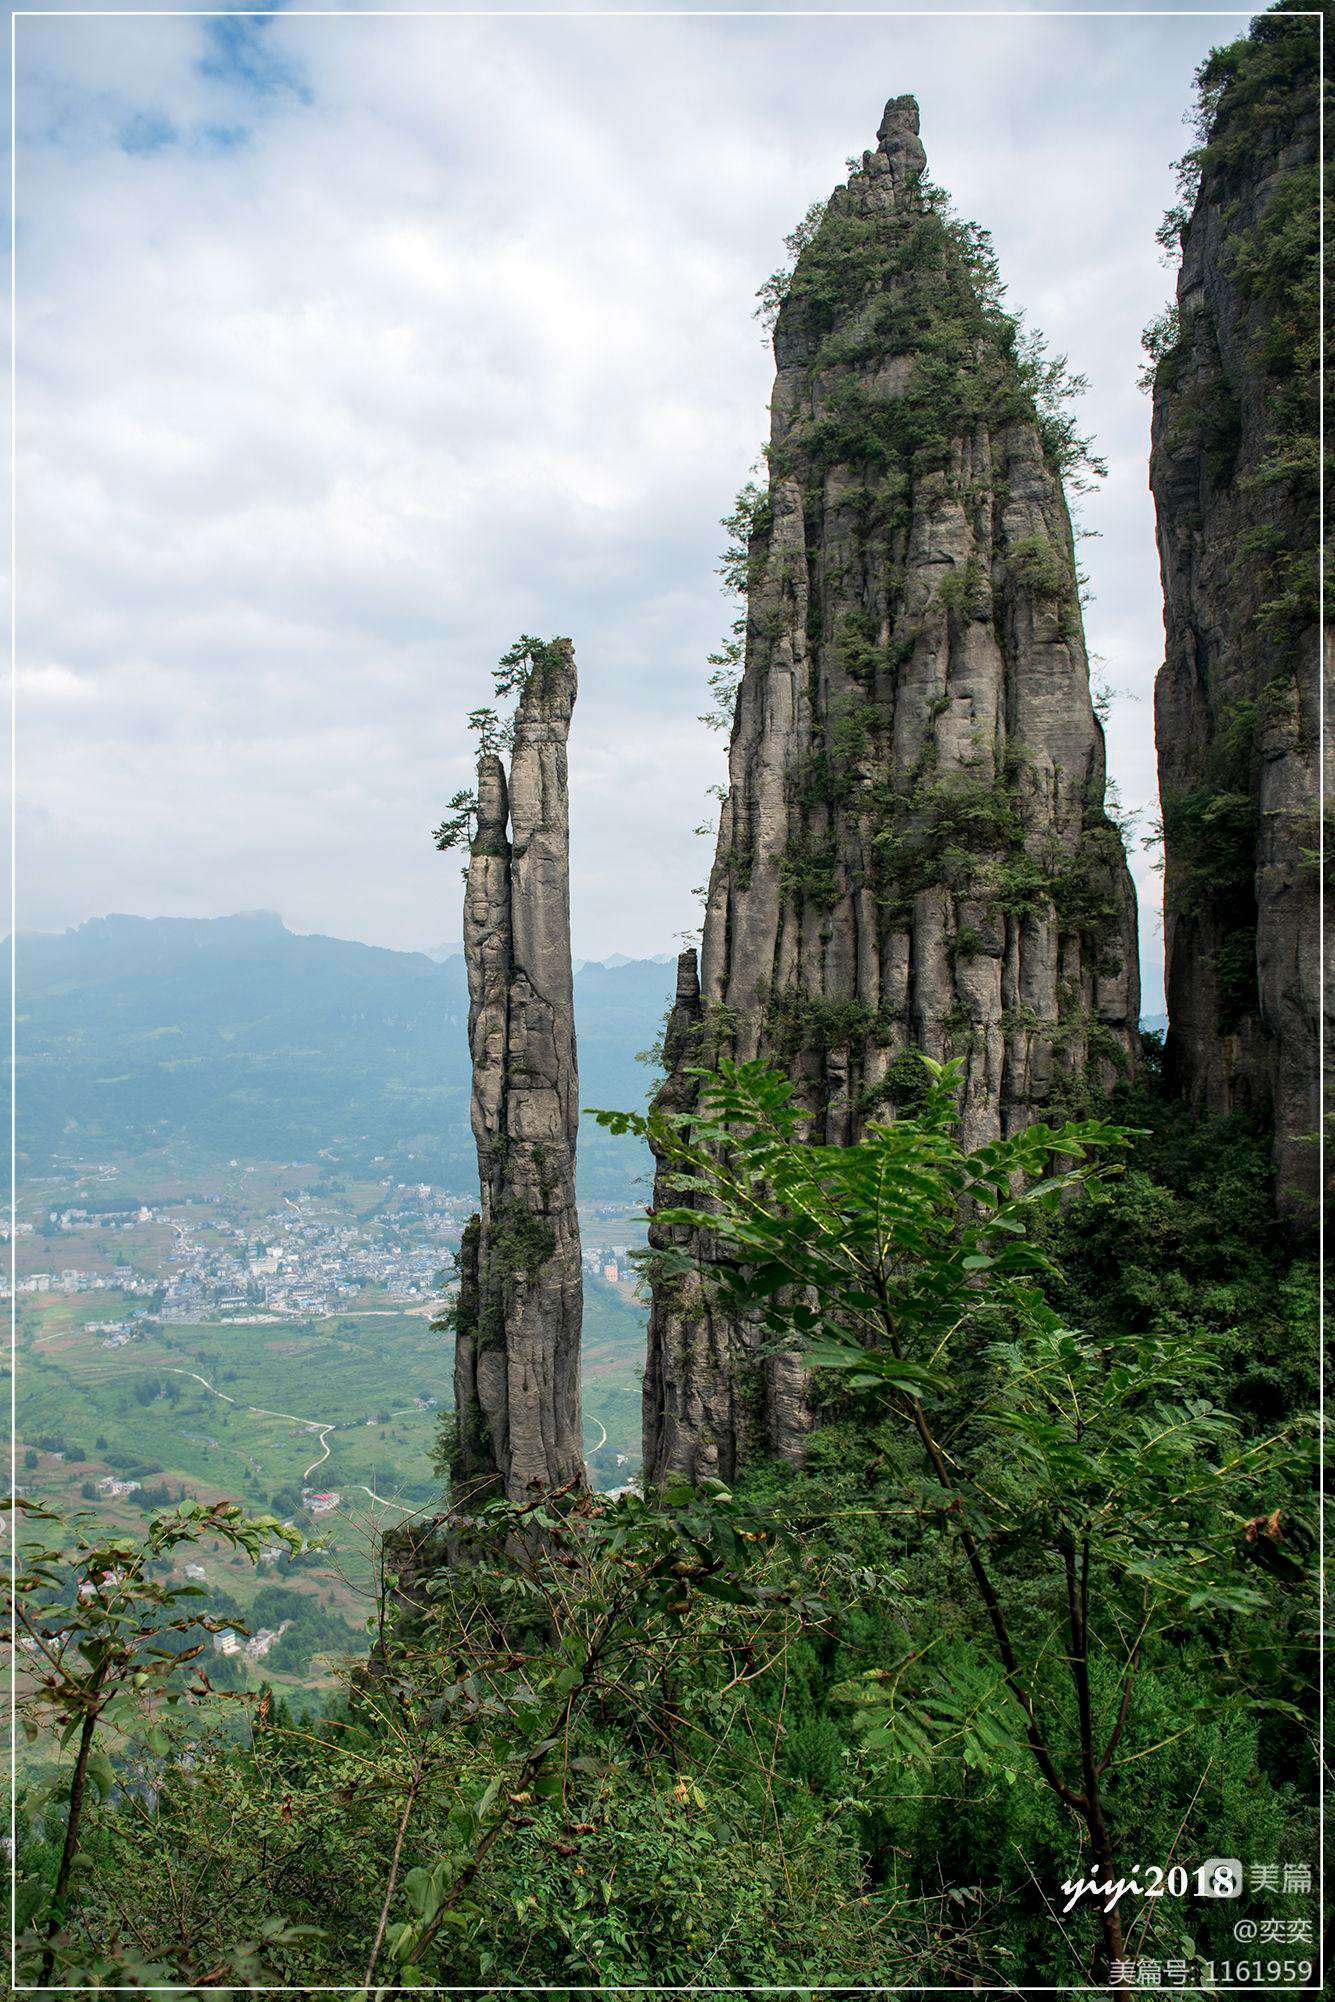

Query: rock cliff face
[[453, 642, 586, 1498], [644, 96, 1140, 1486], [1149, 8, 1323, 1221]]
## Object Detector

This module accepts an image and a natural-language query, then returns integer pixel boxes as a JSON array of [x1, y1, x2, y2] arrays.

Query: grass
[[14, 1272, 651, 1687]]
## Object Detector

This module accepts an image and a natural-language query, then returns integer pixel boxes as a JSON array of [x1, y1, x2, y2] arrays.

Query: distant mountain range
[[428, 940, 675, 974], [10, 912, 676, 1197], [9, 912, 1168, 1200]]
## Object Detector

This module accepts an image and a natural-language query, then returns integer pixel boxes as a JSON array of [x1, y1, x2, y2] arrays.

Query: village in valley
[[7, 1157, 648, 1693], [9, 1168, 640, 1336]]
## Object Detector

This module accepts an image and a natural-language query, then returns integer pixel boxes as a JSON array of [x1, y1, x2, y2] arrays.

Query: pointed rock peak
[[514, 634, 577, 729], [673, 947, 700, 1006], [861, 92, 926, 192], [878, 93, 920, 146]]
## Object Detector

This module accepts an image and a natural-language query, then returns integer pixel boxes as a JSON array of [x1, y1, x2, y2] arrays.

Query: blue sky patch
[[198, 4, 310, 106], [198, 123, 254, 155], [118, 110, 179, 157]]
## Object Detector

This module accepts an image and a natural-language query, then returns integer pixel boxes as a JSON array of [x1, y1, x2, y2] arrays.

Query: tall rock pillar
[[453, 640, 585, 1498], [644, 96, 1140, 1485], [1149, 6, 1323, 1221]]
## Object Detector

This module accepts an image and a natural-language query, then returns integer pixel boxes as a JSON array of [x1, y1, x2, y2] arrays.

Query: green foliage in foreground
[[603, 1054, 1316, 1985], [1038, 1036, 1318, 1425], [9, 1496, 303, 1986], [11, 1063, 1316, 1992]]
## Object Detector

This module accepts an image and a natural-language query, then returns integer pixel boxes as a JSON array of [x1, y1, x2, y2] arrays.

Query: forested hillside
[[10, 911, 673, 1197]]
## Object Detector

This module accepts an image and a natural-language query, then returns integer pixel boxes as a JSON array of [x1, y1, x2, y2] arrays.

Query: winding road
[[159, 1363, 610, 1502], [161, 1365, 416, 1513]]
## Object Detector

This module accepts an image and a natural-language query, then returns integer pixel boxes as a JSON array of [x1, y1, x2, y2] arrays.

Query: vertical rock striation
[[453, 641, 586, 1498], [644, 96, 1140, 1486], [1149, 6, 1324, 1220]]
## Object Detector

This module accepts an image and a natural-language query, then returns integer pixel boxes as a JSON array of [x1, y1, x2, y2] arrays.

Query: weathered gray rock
[[1149, 10, 1323, 1222], [645, 96, 1140, 1485], [453, 641, 586, 1498]]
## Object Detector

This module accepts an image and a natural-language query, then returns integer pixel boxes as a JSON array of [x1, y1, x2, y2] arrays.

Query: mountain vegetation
[[11, 1045, 1316, 1990], [11, 12, 1320, 1992]]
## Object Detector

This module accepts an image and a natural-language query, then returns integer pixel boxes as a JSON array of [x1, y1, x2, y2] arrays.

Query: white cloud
[[13, 0, 1250, 1009]]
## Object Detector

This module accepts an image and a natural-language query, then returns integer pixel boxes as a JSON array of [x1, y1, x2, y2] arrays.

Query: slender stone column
[[453, 641, 585, 1499]]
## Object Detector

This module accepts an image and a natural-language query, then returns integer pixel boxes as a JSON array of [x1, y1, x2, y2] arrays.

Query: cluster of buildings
[[49, 1203, 157, 1231], [96, 1474, 142, 1499], [93, 1324, 133, 1348], [11, 1198, 162, 1298], [9, 1175, 481, 1324], [13, 1178, 648, 1349], [14, 1268, 157, 1299], [582, 1243, 631, 1287], [156, 1184, 470, 1322], [212, 1620, 292, 1662]]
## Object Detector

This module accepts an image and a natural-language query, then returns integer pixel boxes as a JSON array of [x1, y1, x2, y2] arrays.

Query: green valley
[[15, 1249, 649, 1696]]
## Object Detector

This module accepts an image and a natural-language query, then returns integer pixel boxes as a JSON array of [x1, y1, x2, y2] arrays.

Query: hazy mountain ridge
[[11, 912, 676, 1196]]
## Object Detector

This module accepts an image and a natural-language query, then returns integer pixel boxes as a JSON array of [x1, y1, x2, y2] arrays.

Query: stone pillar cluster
[[433, 56, 1318, 1509]]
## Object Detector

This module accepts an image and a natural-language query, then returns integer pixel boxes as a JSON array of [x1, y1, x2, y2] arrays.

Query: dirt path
[[162, 1365, 418, 1507]]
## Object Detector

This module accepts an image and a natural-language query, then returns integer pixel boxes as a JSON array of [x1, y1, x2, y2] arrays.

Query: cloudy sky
[[13, 1, 1267, 1007]]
